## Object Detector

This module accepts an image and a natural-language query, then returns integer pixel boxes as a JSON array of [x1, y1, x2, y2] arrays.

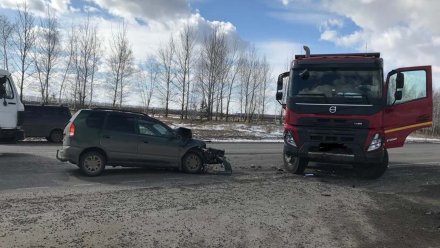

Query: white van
[[0, 69, 25, 142]]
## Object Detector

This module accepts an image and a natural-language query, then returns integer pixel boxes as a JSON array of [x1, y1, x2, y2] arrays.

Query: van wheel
[[355, 149, 388, 179], [48, 129, 63, 143], [283, 152, 308, 174], [182, 151, 203, 174], [79, 151, 106, 176]]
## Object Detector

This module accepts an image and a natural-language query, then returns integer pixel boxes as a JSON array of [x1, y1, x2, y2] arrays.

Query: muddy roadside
[[0, 163, 439, 248]]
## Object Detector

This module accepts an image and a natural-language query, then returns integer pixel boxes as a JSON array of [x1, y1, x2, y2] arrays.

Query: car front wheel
[[182, 151, 203, 174], [79, 151, 106, 176]]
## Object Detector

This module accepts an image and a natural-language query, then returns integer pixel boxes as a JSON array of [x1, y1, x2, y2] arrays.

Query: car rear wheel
[[354, 149, 388, 179], [79, 151, 106, 176], [182, 151, 203, 174], [48, 129, 63, 143], [283, 152, 308, 174]]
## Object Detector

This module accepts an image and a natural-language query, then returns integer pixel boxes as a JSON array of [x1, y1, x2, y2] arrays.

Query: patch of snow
[[23, 137, 47, 142], [405, 136, 440, 143]]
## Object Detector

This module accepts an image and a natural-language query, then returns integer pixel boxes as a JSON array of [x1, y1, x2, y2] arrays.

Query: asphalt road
[[0, 142, 439, 191], [0, 142, 284, 191], [0, 142, 439, 247]]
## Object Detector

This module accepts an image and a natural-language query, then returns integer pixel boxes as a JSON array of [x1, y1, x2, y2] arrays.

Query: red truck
[[276, 47, 433, 179]]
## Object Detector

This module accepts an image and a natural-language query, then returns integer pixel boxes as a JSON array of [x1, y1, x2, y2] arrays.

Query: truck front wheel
[[354, 149, 389, 179], [283, 152, 308, 174]]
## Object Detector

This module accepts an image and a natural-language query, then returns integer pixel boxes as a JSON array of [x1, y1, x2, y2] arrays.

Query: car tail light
[[69, 123, 75, 137]]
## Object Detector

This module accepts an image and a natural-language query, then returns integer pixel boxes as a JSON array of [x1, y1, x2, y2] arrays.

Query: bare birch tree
[[225, 38, 241, 121], [138, 56, 159, 113], [238, 46, 263, 122], [70, 15, 101, 109], [257, 57, 271, 120], [107, 23, 134, 108], [34, 8, 61, 104], [175, 24, 196, 119], [157, 37, 175, 117], [0, 15, 14, 70], [198, 27, 228, 120], [14, 1, 36, 101], [58, 25, 76, 103]]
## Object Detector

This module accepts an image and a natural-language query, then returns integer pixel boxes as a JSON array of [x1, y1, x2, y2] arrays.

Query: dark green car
[[57, 109, 228, 176]]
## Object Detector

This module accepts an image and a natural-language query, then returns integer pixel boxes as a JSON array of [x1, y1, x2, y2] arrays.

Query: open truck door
[[383, 66, 433, 148]]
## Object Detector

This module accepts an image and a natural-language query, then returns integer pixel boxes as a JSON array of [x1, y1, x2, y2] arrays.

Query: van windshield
[[289, 68, 383, 105]]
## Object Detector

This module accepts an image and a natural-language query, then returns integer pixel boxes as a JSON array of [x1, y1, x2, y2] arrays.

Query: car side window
[[86, 112, 106, 129], [105, 114, 136, 134], [137, 120, 157, 136], [152, 123, 173, 137], [137, 120, 173, 137]]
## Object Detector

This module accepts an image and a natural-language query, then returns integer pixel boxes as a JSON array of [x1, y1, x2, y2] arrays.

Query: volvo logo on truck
[[275, 46, 433, 179]]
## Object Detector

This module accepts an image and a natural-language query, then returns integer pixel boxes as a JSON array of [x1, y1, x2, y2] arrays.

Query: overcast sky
[[0, 0, 439, 111]]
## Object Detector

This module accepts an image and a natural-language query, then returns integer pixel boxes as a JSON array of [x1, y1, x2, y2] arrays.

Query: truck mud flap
[[202, 147, 232, 175]]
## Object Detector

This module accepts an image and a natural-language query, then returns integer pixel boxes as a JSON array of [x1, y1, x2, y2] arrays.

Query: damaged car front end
[[176, 127, 232, 175]]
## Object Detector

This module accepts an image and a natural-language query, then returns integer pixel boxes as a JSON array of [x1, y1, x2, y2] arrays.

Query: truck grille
[[309, 133, 355, 143], [298, 118, 369, 129]]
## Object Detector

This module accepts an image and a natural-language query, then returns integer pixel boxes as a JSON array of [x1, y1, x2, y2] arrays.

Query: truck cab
[[276, 48, 432, 179], [0, 70, 25, 142]]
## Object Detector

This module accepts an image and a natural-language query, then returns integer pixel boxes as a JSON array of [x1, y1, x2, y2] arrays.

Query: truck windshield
[[290, 68, 382, 104]]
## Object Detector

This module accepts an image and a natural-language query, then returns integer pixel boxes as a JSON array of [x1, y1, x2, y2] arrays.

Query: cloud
[[316, 0, 440, 86], [256, 40, 303, 74], [2, 0, 242, 105], [281, 0, 291, 6], [319, 18, 343, 31], [270, 0, 340, 27], [0, 0, 71, 16], [91, 0, 190, 23], [86, 12, 238, 65]]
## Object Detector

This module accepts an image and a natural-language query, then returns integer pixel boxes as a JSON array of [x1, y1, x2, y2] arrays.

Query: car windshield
[[289, 68, 383, 104]]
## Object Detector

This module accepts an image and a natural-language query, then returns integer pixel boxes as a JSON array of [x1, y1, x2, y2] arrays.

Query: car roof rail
[[91, 107, 149, 117]]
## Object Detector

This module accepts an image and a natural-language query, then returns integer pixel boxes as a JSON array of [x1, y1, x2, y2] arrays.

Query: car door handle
[[103, 135, 111, 139], [7, 102, 16, 105]]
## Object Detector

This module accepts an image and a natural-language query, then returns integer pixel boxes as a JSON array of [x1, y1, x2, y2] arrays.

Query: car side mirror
[[396, 72, 404, 89], [276, 92, 283, 101], [394, 91, 403, 101]]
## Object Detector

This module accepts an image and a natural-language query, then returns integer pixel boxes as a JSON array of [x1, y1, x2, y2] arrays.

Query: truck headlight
[[367, 133, 382, 151], [284, 130, 297, 147]]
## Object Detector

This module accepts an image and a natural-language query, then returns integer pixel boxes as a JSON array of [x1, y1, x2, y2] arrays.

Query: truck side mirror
[[276, 92, 283, 101], [394, 91, 403, 101], [396, 72, 404, 89], [276, 71, 289, 106], [277, 71, 289, 91]]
